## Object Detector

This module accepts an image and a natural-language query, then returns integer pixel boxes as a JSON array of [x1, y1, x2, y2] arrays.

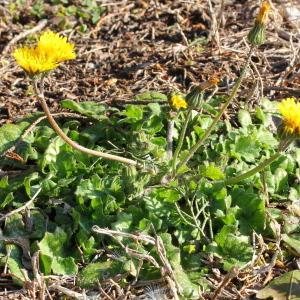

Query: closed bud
[[186, 85, 203, 110], [248, 1, 270, 46], [248, 22, 266, 46]]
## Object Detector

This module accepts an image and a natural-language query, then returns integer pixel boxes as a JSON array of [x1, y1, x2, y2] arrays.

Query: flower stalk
[[176, 45, 254, 173], [33, 78, 142, 168], [224, 152, 281, 185], [224, 136, 294, 185]]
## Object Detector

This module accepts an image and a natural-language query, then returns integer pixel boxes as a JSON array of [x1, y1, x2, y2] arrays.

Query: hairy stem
[[33, 79, 141, 168], [176, 46, 254, 172], [224, 152, 281, 185], [224, 138, 293, 185]]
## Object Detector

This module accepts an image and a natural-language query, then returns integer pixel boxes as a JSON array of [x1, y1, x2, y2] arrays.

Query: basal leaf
[[52, 256, 78, 275], [282, 234, 300, 254], [0, 121, 30, 154], [256, 270, 300, 300], [61, 99, 107, 119], [134, 91, 167, 101], [238, 110, 252, 128]]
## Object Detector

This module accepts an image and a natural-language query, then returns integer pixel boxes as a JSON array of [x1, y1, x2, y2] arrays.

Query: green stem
[[224, 152, 281, 185], [172, 109, 192, 173], [176, 46, 254, 173]]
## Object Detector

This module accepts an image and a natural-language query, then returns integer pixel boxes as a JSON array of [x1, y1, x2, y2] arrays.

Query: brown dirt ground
[[1, 0, 300, 127]]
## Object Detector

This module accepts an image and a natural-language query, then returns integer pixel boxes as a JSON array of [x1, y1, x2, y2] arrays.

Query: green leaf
[[200, 164, 225, 180], [0, 192, 14, 209], [282, 234, 300, 254], [5, 244, 27, 285], [273, 168, 288, 193], [255, 107, 266, 123], [38, 227, 78, 275], [231, 188, 265, 234], [210, 225, 253, 271], [238, 110, 252, 128], [78, 261, 124, 288], [61, 99, 107, 119], [123, 105, 144, 120], [38, 227, 68, 257], [0, 121, 30, 153], [234, 135, 260, 162], [147, 103, 161, 115], [256, 270, 300, 299], [160, 233, 200, 298], [112, 213, 132, 232], [39, 253, 52, 275], [134, 91, 167, 101], [52, 256, 78, 275]]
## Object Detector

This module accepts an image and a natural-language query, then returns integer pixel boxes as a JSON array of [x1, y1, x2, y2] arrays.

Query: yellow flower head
[[13, 46, 58, 77], [256, 1, 271, 25], [13, 30, 76, 76], [170, 94, 187, 110], [278, 98, 300, 136], [37, 31, 76, 63]]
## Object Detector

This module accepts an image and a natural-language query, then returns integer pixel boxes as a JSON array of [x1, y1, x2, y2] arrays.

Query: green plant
[[2, 1, 300, 298]]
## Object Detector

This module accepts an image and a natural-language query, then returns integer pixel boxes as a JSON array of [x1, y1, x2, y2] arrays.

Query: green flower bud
[[186, 86, 203, 110], [248, 22, 266, 46]]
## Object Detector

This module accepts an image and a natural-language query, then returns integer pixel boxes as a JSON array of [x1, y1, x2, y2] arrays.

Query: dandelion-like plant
[[174, 1, 271, 175], [225, 97, 299, 185], [248, 1, 271, 46], [13, 30, 144, 169]]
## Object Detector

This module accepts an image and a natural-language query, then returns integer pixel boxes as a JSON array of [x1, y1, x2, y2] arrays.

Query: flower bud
[[186, 85, 203, 110], [248, 1, 270, 46], [186, 77, 219, 110]]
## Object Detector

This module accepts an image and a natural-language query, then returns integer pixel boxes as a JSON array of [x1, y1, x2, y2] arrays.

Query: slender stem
[[33, 79, 141, 168], [224, 152, 281, 185], [172, 109, 192, 173], [176, 46, 254, 172]]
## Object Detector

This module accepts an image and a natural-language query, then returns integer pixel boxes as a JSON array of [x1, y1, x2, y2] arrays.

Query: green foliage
[[37, 227, 78, 275], [0, 96, 298, 295], [208, 225, 253, 271]]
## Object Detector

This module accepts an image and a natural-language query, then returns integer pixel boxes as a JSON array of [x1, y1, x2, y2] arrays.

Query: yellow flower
[[278, 98, 300, 136], [37, 31, 76, 63], [170, 94, 187, 110], [13, 46, 58, 76], [256, 1, 271, 25]]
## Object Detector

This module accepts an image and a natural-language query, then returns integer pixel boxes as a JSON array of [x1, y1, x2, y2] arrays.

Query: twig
[[92, 226, 181, 299], [49, 285, 84, 300], [211, 267, 239, 300], [0, 188, 42, 222], [2, 19, 48, 55]]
